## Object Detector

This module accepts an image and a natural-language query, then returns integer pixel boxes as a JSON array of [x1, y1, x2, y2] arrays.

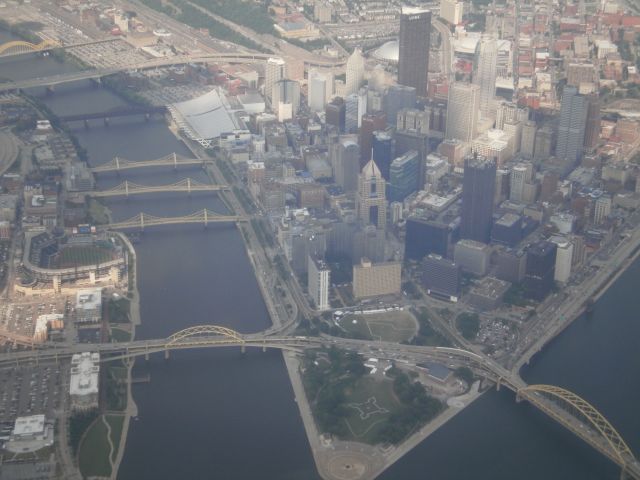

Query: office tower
[[594, 195, 611, 224], [540, 171, 559, 202], [461, 155, 496, 243], [556, 85, 588, 163], [503, 120, 523, 154], [384, 85, 417, 127], [272, 79, 300, 122], [314, 1, 333, 23], [333, 139, 360, 193], [424, 99, 448, 135], [372, 131, 394, 180], [359, 112, 386, 164], [566, 63, 596, 87], [551, 237, 573, 283], [325, 97, 346, 132], [308, 69, 333, 112], [397, 108, 430, 133], [352, 225, 386, 262], [496, 101, 529, 130], [584, 93, 601, 151], [398, 7, 432, 97], [521, 120, 537, 158], [345, 48, 365, 96], [472, 36, 498, 120], [440, 0, 463, 25], [454, 239, 491, 276], [345, 93, 359, 133], [534, 125, 554, 160], [524, 241, 557, 301], [357, 87, 368, 128], [509, 162, 533, 203], [422, 254, 461, 302], [356, 159, 387, 228], [308, 254, 330, 310], [446, 82, 480, 143], [352, 259, 402, 298], [405, 216, 458, 259], [265, 57, 286, 102], [388, 150, 420, 202]]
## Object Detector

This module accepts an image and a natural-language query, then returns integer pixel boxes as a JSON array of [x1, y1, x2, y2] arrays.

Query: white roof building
[[75, 288, 102, 323], [169, 89, 242, 146], [70, 352, 100, 411]]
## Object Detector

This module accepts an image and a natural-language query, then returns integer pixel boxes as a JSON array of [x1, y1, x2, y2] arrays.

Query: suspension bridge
[[90, 153, 210, 173], [86, 178, 228, 198], [1, 325, 638, 478], [104, 209, 246, 230]]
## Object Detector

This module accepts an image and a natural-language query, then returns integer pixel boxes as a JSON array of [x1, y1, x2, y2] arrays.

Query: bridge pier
[[145, 113, 150, 122], [145, 352, 149, 361], [241, 344, 246, 354], [496, 377, 501, 391], [84, 119, 90, 130], [164, 349, 170, 360], [45, 85, 54, 96], [104, 117, 110, 127]]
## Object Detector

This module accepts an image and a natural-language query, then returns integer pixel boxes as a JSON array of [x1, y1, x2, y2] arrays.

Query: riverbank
[[109, 232, 140, 480]]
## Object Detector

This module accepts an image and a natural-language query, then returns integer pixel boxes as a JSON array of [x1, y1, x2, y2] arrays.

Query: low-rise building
[[75, 288, 102, 324], [70, 352, 100, 411], [353, 258, 401, 299]]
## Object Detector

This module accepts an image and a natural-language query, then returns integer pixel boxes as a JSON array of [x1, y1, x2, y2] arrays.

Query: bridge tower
[[124, 180, 129, 198], [172, 152, 178, 170]]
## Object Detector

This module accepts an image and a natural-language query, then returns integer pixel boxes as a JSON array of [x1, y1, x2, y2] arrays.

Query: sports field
[[343, 377, 402, 444], [54, 245, 114, 268], [339, 311, 418, 343]]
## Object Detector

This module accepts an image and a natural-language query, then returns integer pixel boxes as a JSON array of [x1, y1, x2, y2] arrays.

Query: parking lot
[[0, 364, 64, 426], [0, 297, 71, 339]]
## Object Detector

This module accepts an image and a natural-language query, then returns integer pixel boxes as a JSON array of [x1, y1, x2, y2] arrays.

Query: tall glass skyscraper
[[461, 155, 496, 243], [398, 7, 432, 97], [388, 150, 420, 202], [472, 36, 498, 120], [556, 85, 588, 162]]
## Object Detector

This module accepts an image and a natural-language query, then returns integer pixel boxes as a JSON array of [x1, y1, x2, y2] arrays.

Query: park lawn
[[106, 415, 125, 463], [78, 417, 112, 478], [56, 246, 113, 268], [110, 327, 131, 343], [88, 199, 110, 224], [342, 376, 402, 444], [339, 311, 418, 343]]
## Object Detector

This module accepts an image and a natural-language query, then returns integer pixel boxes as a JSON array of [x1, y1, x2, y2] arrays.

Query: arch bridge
[[90, 153, 209, 173], [1, 329, 637, 477], [0, 40, 59, 57], [86, 178, 228, 198], [104, 209, 246, 231], [0, 37, 120, 58]]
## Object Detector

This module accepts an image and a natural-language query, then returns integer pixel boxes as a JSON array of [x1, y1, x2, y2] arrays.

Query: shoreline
[[109, 232, 140, 480]]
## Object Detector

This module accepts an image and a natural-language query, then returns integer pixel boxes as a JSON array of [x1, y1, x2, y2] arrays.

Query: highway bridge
[[58, 105, 167, 122], [2, 325, 638, 478], [0, 53, 345, 92], [86, 178, 228, 198], [0, 38, 120, 58], [103, 209, 246, 231], [90, 153, 210, 173]]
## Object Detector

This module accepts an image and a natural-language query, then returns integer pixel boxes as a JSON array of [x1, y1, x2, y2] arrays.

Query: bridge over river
[[2, 325, 638, 478]]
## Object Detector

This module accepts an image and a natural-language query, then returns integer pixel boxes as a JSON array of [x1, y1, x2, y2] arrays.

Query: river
[[2, 38, 639, 480]]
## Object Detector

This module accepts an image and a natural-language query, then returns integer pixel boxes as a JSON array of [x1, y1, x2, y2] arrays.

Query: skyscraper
[[272, 79, 300, 122], [345, 48, 365, 96], [359, 112, 386, 165], [555, 85, 587, 163], [472, 36, 498, 120], [388, 150, 420, 202], [384, 85, 417, 126], [356, 159, 387, 228], [308, 69, 334, 112], [265, 57, 286, 102], [398, 7, 432, 97], [584, 93, 601, 151], [345, 93, 359, 133], [445, 82, 480, 143], [461, 155, 496, 243], [372, 131, 394, 180], [333, 138, 360, 193], [308, 254, 330, 310]]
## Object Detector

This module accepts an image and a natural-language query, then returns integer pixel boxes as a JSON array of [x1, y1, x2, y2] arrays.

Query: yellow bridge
[[86, 178, 228, 198], [91, 153, 210, 173], [0, 38, 120, 58], [0, 325, 638, 477], [105, 209, 246, 230]]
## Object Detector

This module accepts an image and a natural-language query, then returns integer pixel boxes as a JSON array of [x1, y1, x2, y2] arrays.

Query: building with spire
[[356, 159, 387, 228]]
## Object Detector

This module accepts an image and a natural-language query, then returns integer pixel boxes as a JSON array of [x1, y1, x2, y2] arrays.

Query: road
[[431, 18, 453, 79]]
